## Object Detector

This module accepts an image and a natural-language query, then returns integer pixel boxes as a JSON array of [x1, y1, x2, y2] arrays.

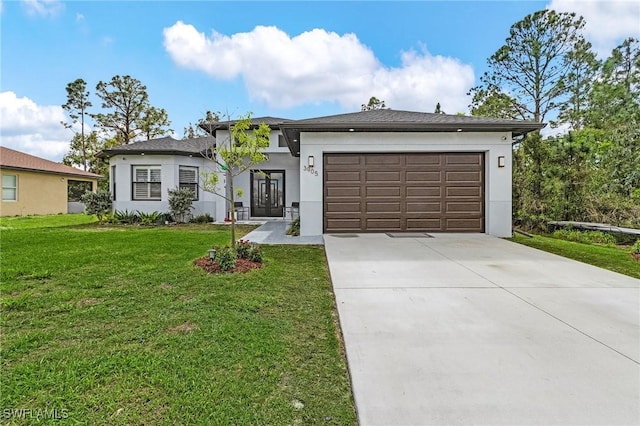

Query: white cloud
[[0, 91, 71, 161], [163, 22, 474, 113], [547, 0, 640, 57], [21, 0, 64, 17]]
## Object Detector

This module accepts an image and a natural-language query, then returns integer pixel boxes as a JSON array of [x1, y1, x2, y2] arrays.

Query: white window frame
[[132, 165, 162, 201], [179, 166, 199, 201], [2, 174, 17, 201]]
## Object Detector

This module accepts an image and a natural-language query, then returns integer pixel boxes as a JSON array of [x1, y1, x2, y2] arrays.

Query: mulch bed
[[193, 257, 263, 274]]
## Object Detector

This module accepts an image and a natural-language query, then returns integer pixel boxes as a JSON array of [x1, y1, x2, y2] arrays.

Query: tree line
[[61, 75, 172, 183], [468, 9, 639, 229]]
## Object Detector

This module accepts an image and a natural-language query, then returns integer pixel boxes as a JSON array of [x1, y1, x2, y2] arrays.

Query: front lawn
[[0, 217, 356, 424], [510, 233, 640, 279]]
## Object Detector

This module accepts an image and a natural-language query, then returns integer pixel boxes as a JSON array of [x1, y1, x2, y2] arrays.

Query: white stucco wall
[[109, 154, 223, 220], [298, 131, 514, 238], [215, 129, 300, 218]]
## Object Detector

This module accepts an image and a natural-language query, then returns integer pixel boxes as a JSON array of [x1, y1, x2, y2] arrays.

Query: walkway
[[241, 221, 324, 245]]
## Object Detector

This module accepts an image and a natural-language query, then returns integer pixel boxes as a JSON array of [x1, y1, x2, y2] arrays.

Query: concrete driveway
[[324, 233, 640, 426]]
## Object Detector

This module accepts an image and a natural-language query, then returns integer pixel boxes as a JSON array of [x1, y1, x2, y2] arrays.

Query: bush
[[137, 211, 161, 225], [81, 190, 112, 223], [286, 217, 300, 236], [235, 239, 251, 259], [168, 187, 195, 223], [191, 213, 213, 224], [631, 240, 640, 255], [247, 245, 263, 263], [216, 246, 237, 271], [114, 209, 138, 224]]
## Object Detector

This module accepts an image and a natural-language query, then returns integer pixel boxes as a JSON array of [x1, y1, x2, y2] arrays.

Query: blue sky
[[1, 0, 638, 162]]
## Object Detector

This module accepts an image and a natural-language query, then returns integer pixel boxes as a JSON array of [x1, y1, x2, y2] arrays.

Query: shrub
[[247, 245, 263, 263], [81, 190, 112, 223], [552, 229, 616, 247], [216, 246, 237, 271], [235, 239, 252, 259], [631, 240, 640, 255], [168, 187, 195, 223], [286, 217, 300, 236], [137, 211, 161, 225], [191, 213, 213, 224], [114, 209, 138, 224]]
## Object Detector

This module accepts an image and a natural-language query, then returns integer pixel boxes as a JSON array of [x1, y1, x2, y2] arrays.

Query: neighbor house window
[[2, 174, 17, 201], [132, 166, 161, 200], [179, 166, 199, 201]]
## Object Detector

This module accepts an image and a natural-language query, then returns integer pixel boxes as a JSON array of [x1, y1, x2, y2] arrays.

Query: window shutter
[[150, 168, 162, 182], [135, 168, 148, 182]]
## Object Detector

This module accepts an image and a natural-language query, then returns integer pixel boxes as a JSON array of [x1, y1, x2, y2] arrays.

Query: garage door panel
[[367, 187, 401, 197], [366, 202, 401, 213], [446, 171, 482, 183], [407, 202, 442, 213], [326, 202, 361, 213], [406, 171, 441, 182], [325, 171, 361, 182], [326, 186, 361, 197], [406, 187, 441, 198], [324, 153, 484, 233], [366, 171, 401, 182], [446, 187, 482, 197]]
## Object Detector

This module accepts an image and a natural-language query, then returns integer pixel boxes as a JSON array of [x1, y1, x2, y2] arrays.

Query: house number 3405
[[303, 166, 318, 176]]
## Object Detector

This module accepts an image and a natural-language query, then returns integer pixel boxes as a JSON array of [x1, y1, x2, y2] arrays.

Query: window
[[278, 135, 287, 148], [111, 165, 116, 201], [132, 166, 161, 200], [2, 174, 17, 201], [179, 166, 199, 200]]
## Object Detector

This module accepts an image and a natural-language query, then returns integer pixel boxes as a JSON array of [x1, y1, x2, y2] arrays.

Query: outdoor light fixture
[[498, 156, 506, 168], [208, 248, 217, 260], [308, 155, 315, 168]]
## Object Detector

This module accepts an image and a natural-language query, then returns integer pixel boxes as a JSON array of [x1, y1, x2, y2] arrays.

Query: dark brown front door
[[323, 153, 484, 233]]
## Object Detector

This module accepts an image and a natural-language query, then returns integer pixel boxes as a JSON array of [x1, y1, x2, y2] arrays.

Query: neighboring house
[[99, 136, 219, 218], [105, 110, 543, 237], [0, 146, 101, 217]]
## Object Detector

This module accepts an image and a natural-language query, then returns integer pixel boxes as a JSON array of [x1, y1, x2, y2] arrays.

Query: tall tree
[[361, 96, 386, 111], [61, 79, 92, 170], [556, 39, 599, 130], [201, 113, 270, 247], [183, 111, 220, 139], [140, 106, 172, 140], [92, 75, 170, 144], [471, 9, 586, 215]]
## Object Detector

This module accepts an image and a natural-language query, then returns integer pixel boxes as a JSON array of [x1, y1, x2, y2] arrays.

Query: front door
[[251, 170, 285, 217]]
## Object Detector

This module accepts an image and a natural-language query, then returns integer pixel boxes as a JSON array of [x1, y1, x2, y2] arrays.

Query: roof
[[0, 146, 102, 179], [99, 136, 215, 158], [279, 109, 546, 156], [199, 116, 290, 133]]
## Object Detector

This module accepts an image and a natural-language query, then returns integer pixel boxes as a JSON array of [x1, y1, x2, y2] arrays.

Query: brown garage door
[[324, 153, 484, 233]]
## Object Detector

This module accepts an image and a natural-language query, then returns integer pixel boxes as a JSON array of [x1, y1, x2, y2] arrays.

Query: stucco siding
[[0, 170, 96, 216]]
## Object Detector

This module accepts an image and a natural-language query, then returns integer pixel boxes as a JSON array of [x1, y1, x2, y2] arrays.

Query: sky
[[1, 0, 639, 163]]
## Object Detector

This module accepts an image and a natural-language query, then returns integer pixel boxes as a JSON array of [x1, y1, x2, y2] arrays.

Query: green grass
[[0, 217, 356, 425], [510, 233, 640, 279], [0, 213, 98, 230]]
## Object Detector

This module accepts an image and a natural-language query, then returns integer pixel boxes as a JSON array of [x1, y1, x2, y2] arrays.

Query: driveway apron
[[324, 233, 640, 426]]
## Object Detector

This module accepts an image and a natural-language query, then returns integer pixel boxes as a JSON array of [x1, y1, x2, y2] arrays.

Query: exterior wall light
[[308, 155, 314, 168], [498, 156, 506, 168]]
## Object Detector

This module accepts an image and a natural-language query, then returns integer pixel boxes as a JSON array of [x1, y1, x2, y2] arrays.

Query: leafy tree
[[183, 111, 220, 139], [361, 96, 387, 111], [61, 78, 92, 170], [470, 89, 522, 119], [556, 39, 599, 130], [140, 106, 172, 140], [201, 113, 270, 247], [93, 75, 170, 144]]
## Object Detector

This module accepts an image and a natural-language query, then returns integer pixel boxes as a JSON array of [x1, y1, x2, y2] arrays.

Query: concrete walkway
[[324, 233, 640, 425], [242, 221, 324, 245]]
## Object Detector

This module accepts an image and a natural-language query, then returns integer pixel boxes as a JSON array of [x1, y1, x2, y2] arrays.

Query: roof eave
[[0, 165, 102, 179]]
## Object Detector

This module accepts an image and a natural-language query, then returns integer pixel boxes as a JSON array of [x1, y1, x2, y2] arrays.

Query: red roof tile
[[0, 146, 102, 179]]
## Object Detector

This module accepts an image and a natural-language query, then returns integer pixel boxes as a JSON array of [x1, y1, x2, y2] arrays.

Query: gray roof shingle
[[99, 136, 215, 158]]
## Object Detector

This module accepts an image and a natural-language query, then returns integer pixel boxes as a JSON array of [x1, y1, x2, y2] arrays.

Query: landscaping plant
[[80, 190, 112, 223], [167, 187, 195, 223]]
